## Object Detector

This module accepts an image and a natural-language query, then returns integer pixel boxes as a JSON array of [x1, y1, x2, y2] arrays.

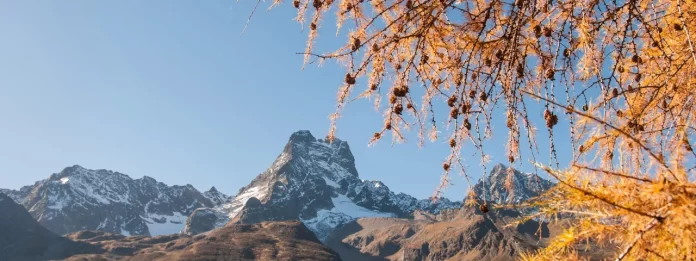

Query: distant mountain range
[[0, 130, 566, 261], [0, 131, 465, 239], [1, 165, 230, 236], [0, 191, 341, 261]]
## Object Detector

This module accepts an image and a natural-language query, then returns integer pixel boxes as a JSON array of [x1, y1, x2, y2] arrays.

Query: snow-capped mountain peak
[[473, 163, 554, 205], [203, 186, 231, 206], [1, 165, 229, 237], [184, 130, 461, 241]]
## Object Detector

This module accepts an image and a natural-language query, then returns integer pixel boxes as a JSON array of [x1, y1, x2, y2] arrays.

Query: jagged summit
[[288, 130, 318, 143], [473, 163, 554, 205], [282, 130, 358, 178], [48, 165, 139, 188], [142, 175, 158, 183], [184, 130, 460, 241], [62, 164, 87, 172], [289, 130, 346, 144], [55, 165, 110, 176], [491, 162, 507, 172], [49, 165, 87, 180]]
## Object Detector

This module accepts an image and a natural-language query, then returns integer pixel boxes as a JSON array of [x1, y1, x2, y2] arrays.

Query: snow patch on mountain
[[323, 177, 341, 188], [144, 212, 187, 236], [303, 194, 395, 240], [46, 193, 68, 210], [223, 185, 269, 219]]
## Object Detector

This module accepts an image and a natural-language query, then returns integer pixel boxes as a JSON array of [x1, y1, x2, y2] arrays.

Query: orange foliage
[[255, 0, 696, 259]]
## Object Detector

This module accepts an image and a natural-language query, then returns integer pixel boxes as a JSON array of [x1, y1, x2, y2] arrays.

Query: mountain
[[63, 221, 342, 261], [1, 190, 340, 261], [0, 192, 102, 261], [184, 130, 461, 240], [473, 163, 554, 205], [324, 204, 546, 261], [202, 186, 229, 205], [319, 167, 587, 261], [1, 165, 230, 236]]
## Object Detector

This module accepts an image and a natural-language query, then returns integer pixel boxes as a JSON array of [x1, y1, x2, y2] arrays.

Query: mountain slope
[[322, 165, 560, 261], [2, 165, 229, 236], [0, 192, 102, 261], [64, 221, 342, 261], [184, 130, 461, 240], [324, 206, 545, 261]]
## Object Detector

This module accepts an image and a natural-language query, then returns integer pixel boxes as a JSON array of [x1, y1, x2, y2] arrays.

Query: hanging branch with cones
[[253, 0, 696, 259]]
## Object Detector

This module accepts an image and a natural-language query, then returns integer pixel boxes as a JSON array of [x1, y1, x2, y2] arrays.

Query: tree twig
[[240, 0, 262, 37]]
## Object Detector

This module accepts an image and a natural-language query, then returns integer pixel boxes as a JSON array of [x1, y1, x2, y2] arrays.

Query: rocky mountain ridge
[[0, 165, 230, 236], [0, 191, 341, 261], [473, 163, 555, 205], [184, 130, 462, 241], [1, 131, 462, 240]]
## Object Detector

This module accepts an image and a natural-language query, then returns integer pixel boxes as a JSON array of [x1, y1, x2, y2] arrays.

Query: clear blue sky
[[0, 0, 570, 199]]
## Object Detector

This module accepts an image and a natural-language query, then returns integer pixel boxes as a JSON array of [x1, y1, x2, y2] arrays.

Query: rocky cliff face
[[184, 130, 461, 241], [473, 163, 554, 205], [1, 166, 229, 236]]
